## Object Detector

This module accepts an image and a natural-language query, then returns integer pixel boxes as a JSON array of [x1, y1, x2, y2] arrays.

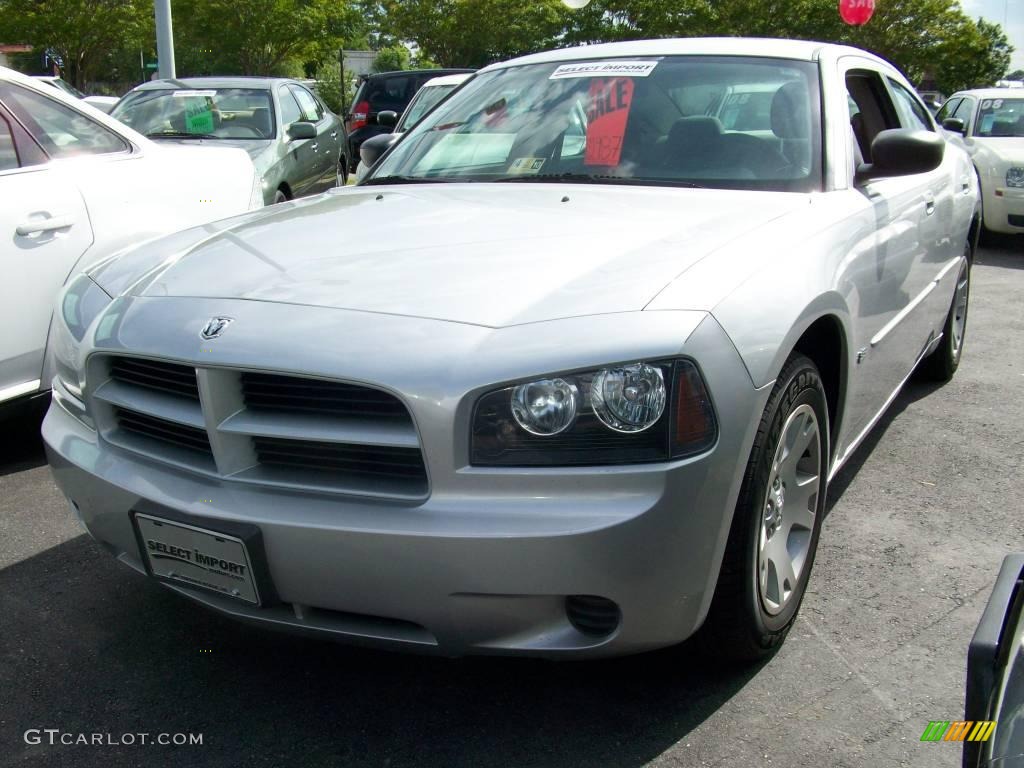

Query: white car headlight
[[591, 363, 667, 433], [1007, 167, 1024, 189], [511, 378, 579, 435]]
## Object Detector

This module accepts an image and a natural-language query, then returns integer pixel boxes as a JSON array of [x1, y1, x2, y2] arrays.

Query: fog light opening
[[565, 595, 621, 637]]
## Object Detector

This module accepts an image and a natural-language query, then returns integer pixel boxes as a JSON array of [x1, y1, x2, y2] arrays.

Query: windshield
[[111, 87, 276, 139], [367, 56, 821, 191], [397, 84, 460, 132], [973, 97, 1024, 137], [50, 79, 86, 99]]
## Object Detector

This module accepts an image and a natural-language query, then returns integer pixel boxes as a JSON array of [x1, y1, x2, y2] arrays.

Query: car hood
[[150, 137, 274, 163], [130, 184, 806, 328], [973, 137, 1024, 164]]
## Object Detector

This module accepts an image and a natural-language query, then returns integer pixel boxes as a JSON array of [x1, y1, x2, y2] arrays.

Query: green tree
[[173, 0, 363, 76], [371, 44, 411, 72], [0, 0, 151, 88], [560, 0, 1013, 93], [381, 0, 569, 68], [1007, 69, 1024, 81]]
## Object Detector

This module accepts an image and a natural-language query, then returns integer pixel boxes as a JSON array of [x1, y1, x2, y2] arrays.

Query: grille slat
[[109, 358, 199, 400], [253, 436, 427, 485], [241, 373, 409, 420], [115, 407, 213, 456]]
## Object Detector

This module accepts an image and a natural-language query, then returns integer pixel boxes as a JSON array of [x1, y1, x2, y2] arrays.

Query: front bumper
[[43, 307, 764, 658], [982, 182, 1024, 234]]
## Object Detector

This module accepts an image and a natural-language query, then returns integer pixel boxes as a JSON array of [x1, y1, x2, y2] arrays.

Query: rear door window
[[367, 76, 411, 112]]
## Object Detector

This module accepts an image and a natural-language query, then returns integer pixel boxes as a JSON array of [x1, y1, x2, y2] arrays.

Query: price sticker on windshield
[[584, 77, 634, 167]]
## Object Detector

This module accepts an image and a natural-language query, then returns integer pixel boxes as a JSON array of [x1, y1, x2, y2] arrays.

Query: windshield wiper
[[494, 172, 705, 188], [145, 131, 218, 139], [361, 175, 458, 186]]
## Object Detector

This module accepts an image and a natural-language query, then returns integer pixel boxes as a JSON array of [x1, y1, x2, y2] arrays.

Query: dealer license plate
[[135, 513, 260, 605]]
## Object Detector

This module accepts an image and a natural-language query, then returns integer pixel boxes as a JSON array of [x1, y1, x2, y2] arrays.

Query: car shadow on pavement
[[975, 235, 1023, 268], [0, 404, 47, 477], [1, 532, 767, 768], [826, 375, 945, 514]]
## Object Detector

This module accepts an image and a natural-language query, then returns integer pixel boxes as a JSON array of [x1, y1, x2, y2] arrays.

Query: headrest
[[771, 81, 809, 139], [667, 116, 724, 147]]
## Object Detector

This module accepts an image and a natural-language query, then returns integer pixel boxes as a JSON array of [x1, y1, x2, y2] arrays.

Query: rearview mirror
[[377, 110, 398, 127], [855, 129, 944, 183], [942, 117, 966, 135], [360, 133, 399, 168], [287, 121, 317, 140]]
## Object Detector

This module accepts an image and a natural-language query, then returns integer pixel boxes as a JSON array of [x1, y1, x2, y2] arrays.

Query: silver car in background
[[111, 77, 349, 205], [44, 38, 979, 660]]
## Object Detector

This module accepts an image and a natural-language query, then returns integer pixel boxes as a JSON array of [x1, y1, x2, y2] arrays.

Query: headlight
[[591, 363, 666, 432], [51, 274, 112, 408], [511, 378, 579, 435], [1007, 167, 1024, 188], [471, 359, 717, 466]]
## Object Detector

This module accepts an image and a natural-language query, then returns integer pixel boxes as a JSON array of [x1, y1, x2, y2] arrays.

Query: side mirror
[[855, 129, 945, 183], [377, 110, 398, 127], [942, 117, 966, 135], [360, 133, 399, 168], [286, 121, 317, 140]]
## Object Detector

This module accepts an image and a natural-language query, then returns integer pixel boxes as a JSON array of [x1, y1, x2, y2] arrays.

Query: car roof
[[364, 68, 475, 81], [480, 37, 888, 72], [129, 76, 295, 91], [949, 88, 1024, 100], [421, 73, 473, 88]]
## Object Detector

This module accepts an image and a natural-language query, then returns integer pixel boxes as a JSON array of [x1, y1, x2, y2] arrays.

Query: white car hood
[[135, 184, 806, 328]]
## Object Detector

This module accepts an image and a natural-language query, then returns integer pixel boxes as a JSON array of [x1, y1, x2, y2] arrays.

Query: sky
[[960, 0, 1024, 72]]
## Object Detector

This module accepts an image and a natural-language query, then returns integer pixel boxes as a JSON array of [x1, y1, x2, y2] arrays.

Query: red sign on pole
[[839, 0, 875, 25]]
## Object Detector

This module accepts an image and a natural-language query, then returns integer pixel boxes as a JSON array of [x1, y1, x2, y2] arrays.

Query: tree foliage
[[380, 0, 569, 68], [0, 0, 151, 88], [0, 0, 1013, 93], [172, 0, 364, 76]]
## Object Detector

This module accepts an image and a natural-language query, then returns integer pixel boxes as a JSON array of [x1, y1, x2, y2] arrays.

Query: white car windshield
[[112, 87, 276, 140], [367, 56, 821, 191], [974, 98, 1024, 138], [397, 84, 460, 132]]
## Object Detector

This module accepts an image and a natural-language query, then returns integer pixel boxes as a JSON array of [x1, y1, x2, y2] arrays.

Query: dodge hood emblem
[[200, 316, 234, 340]]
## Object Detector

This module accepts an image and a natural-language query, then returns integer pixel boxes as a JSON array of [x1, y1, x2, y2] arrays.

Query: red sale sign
[[584, 77, 635, 167], [839, 0, 875, 25]]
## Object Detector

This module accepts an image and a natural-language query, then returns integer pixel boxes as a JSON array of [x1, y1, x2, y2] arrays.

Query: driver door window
[[2, 84, 128, 158], [289, 86, 322, 124], [278, 86, 303, 126]]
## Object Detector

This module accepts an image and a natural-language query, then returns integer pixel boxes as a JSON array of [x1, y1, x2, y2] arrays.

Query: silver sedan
[[44, 38, 979, 660]]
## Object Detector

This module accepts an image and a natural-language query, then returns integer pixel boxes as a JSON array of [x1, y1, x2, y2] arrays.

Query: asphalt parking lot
[[1, 237, 1023, 768]]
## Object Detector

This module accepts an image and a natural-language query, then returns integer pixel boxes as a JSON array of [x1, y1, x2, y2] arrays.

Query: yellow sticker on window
[[508, 157, 546, 174]]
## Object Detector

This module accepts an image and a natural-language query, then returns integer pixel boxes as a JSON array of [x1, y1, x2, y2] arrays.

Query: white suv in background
[[0, 66, 263, 415]]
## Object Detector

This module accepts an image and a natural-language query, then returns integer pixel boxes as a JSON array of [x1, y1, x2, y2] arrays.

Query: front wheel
[[697, 354, 829, 660]]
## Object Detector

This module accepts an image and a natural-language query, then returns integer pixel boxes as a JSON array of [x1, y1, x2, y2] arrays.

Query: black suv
[[345, 69, 473, 171]]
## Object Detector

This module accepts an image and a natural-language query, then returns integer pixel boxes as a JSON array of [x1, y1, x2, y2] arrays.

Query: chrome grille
[[109, 357, 199, 400], [241, 372, 410, 421], [90, 355, 427, 499]]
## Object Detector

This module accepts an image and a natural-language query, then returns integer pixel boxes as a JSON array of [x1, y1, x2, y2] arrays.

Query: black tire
[[920, 245, 970, 382], [697, 354, 829, 661], [273, 188, 289, 205]]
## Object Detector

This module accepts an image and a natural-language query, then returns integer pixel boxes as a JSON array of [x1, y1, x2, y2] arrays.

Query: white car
[[0, 66, 263, 414], [354, 72, 471, 182], [937, 88, 1024, 235], [33, 75, 120, 114]]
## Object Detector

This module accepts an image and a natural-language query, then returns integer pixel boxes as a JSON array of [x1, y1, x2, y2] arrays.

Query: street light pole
[[154, 0, 177, 79]]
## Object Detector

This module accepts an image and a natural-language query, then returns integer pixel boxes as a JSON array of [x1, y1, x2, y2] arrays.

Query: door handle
[[925, 201, 935, 215], [310, 142, 318, 150], [330, 131, 338, 139], [16, 214, 75, 236]]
